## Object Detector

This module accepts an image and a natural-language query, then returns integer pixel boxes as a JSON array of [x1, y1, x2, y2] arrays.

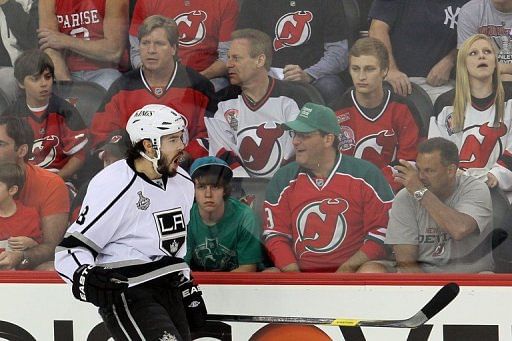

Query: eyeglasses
[[288, 131, 322, 140]]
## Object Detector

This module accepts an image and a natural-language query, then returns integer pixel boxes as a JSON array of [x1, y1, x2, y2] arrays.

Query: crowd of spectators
[[0, 0, 511, 276]]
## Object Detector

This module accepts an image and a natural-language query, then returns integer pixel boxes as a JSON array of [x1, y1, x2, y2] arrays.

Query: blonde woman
[[429, 34, 512, 200]]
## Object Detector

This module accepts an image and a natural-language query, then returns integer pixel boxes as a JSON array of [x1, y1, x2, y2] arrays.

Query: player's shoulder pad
[[88, 160, 136, 193], [176, 167, 194, 184]]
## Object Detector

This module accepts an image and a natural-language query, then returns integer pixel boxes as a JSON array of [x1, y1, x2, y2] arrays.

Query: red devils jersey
[[331, 89, 424, 192], [430, 92, 512, 192], [237, 0, 346, 69], [91, 64, 215, 158], [130, 0, 238, 72], [5, 95, 88, 172], [206, 78, 312, 178], [55, 0, 116, 71], [263, 154, 394, 272]]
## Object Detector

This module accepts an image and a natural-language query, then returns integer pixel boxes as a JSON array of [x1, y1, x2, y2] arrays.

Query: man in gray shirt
[[360, 137, 494, 273]]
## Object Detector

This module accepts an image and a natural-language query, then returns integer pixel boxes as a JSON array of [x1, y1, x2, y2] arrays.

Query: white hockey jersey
[[55, 160, 194, 286], [206, 78, 312, 178], [429, 100, 512, 192]]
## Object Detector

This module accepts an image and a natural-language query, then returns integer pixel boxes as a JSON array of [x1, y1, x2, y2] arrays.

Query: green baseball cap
[[189, 156, 233, 180], [283, 102, 341, 135]]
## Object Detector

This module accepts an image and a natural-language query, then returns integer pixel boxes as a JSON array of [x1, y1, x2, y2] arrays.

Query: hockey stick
[[207, 282, 459, 328]]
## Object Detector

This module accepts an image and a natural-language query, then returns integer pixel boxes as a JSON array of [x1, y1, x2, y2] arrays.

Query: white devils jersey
[[206, 78, 309, 177], [429, 100, 512, 191], [55, 160, 194, 285]]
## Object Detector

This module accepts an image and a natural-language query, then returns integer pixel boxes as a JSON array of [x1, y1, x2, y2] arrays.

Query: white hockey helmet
[[126, 104, 187, 172]]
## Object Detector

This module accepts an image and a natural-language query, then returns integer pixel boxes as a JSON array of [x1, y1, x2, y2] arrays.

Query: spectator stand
[[338, 0, 361, 89], [490, 187, 512, 273], [52, 80, 107, 126], [0, 88, 11, 115], [52, 80, 107, 187], [283, 80, 326, 105], [384, 80, 434, 132], [341, 0, 361, 48], [231, 177, 270, 216]]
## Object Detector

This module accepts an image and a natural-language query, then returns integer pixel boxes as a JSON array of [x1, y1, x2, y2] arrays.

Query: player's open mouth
[[477, 63, 488, 68], [172, 153, 183, 166]]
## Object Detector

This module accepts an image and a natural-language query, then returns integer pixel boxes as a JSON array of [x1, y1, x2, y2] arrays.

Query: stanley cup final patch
[[136, 191, 151, 210]]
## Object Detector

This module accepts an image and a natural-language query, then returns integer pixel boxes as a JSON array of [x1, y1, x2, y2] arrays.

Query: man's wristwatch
[[19, 251, 30, 269], [413, 187, 429, 201]]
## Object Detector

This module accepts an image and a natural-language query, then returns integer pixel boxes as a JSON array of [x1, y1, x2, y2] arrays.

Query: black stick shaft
[[207, 283, 460, 328]]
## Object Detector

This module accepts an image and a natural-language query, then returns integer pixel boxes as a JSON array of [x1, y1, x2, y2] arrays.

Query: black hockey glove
[[179, 274, 207, 331], [72, 264, 129, 308]]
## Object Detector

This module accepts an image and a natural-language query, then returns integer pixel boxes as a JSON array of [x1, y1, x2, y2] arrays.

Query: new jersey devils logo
[[273, 11, 313, 51], [353, 130, 397, 168], [238, 123, 286, 177], [294, 198, 349, 258], [175, 11, 208, 46], [30, 135, 60, 168], [459, 123, 507, 168]]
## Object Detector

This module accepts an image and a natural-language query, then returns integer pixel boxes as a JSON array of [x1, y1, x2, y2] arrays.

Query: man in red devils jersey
[[129, 0, 239, 91], [38, 0, 129, 90], [91, 15, 216, 163], [263, 103, 393, 272], [330, 38, 425, 193], [206, 29, 318, 178], [4, 49, 88, 182]]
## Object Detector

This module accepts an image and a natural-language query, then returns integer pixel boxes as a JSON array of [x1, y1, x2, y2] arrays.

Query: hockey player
[[55, 104, 206, 340], [206, 28, 316, 178], [263, 103, 394, 272], [330, 37, 425, 192]]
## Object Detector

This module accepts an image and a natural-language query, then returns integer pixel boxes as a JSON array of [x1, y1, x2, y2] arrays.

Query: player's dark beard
[[157, 153, 180, 177]]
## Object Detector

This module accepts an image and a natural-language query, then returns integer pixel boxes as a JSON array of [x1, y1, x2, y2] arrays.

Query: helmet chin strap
[[139, 151, 162, 176]]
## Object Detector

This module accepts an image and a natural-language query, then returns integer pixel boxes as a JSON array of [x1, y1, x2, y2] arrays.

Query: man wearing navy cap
[[263, 103, 394, 272], [186, 156, 263, 272]]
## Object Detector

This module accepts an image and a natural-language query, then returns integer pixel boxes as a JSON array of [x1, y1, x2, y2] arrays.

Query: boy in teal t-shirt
[[186, 156, 263, 271]]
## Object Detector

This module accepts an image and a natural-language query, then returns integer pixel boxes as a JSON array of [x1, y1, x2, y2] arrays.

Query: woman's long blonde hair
[[452, 34, 504, 132]]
